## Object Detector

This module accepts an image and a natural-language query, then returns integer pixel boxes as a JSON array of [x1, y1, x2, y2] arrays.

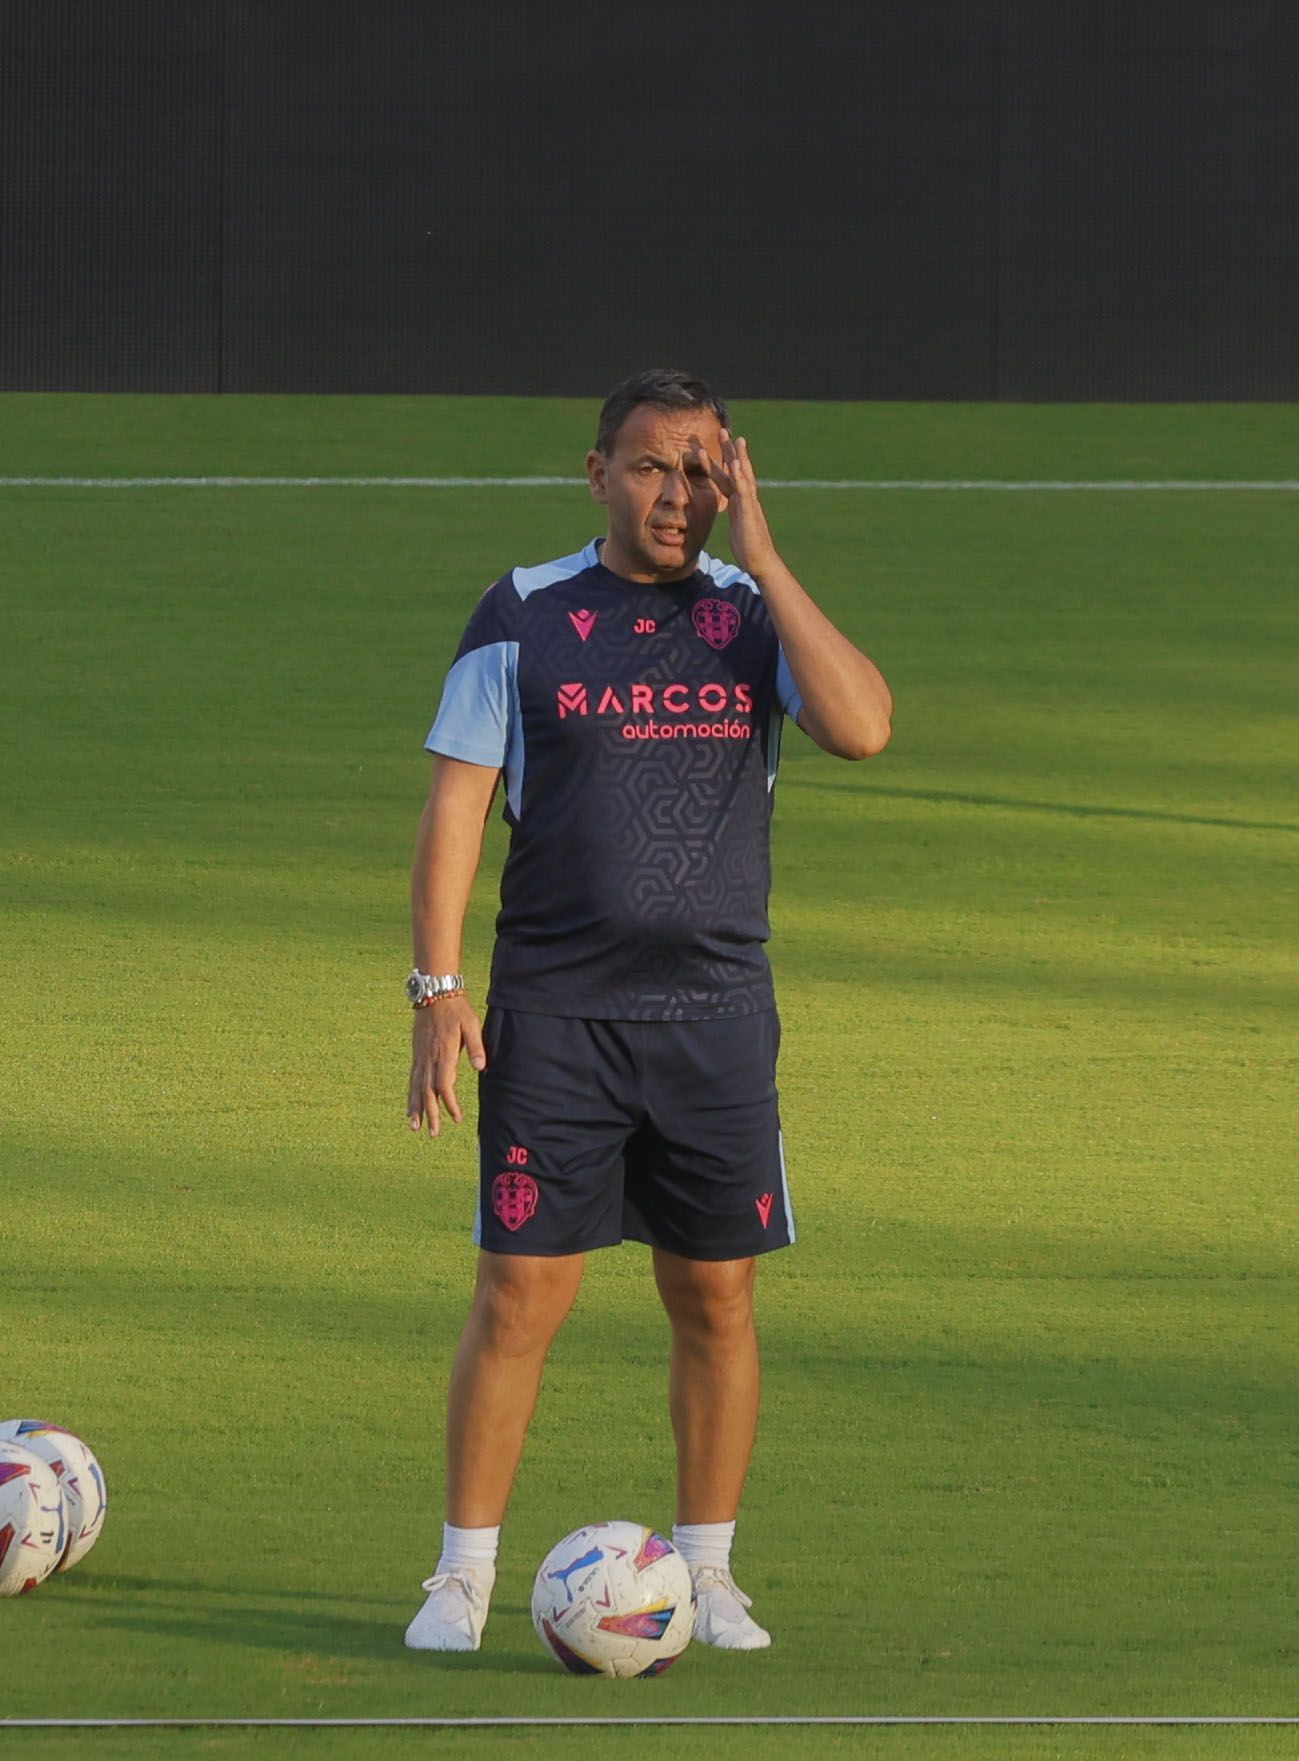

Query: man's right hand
[[407, 998, 487, 1138]]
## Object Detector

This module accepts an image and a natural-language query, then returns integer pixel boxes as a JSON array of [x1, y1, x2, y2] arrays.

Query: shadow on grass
[[52, 1577, 531, 1628], [46, 1569, 551, 1672], [53, 1596, 555, 1674], [46, 1573, 395, 1606], [805, 776, 1299, 836]]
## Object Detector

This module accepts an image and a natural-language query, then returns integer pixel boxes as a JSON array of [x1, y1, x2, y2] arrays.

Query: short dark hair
[[595, 368, 730, 458]]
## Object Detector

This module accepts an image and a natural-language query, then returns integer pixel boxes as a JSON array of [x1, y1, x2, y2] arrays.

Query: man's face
[[586, 405, 727, 583]]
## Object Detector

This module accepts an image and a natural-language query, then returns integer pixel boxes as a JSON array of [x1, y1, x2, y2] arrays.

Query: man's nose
[[658, 467, 689, 505]]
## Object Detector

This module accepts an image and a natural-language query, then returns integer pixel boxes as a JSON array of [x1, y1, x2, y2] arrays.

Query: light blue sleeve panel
[[513, 538, 601, 599], [425, 640, 519, 769], [776, 648, 804, 723], [698, 550, 759, 596]]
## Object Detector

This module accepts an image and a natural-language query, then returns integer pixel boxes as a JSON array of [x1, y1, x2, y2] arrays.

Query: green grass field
[[2, 395, 1296, 1761]]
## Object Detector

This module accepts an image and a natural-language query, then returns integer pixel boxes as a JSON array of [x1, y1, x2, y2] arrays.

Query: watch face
[[406, 973, 425, 1002]]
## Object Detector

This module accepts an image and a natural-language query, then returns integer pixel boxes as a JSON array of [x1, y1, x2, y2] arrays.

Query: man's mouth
[[652, 526, 686, 546]]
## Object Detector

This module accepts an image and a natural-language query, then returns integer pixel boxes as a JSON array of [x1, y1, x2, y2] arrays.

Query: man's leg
[[653, 1250, 759, 1521], [406, 1248, 583, 1652], [447, 1248, 585, 1524], [652, 1249, 771, 1650]]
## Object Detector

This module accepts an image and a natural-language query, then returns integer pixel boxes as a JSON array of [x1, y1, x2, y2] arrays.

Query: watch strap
[[407, 969, 467, 1006]]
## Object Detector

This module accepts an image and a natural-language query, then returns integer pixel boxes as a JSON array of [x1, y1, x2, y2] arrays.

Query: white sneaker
[[689, 1564, 772, 1650], [404, 1569, 493, 1652]]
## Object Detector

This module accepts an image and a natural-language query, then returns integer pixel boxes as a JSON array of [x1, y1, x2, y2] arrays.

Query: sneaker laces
[[690, 1564, 753, 1608], [418, 1569, 488, 1604]]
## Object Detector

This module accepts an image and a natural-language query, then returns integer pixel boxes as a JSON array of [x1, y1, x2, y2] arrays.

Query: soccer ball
[[531, 1521, 696, 1678], [0, 1441, 66, 1596], [0, 1421, 107, 1571]]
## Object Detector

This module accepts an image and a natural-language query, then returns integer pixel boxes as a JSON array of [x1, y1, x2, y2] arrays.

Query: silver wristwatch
[[407, 969, 466, 1006]]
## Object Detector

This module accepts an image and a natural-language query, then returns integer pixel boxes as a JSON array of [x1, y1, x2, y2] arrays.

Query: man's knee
[[655, 1253, 756, 1342], [469, 1251, 582, 1356]]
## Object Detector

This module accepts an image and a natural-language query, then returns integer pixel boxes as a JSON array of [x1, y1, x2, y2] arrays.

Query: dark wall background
[[2, 0, 1295, 399]]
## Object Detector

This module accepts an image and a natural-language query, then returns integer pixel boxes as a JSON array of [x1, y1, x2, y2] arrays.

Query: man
[[403, 368, 892, 1655]]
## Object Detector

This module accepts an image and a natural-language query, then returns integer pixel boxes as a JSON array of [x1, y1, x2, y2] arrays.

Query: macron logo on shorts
[[755, 1193, 775, 1228]]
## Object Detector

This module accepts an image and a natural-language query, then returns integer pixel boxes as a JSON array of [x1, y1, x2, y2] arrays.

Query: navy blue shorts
[[474, 1009, 794, 1260]]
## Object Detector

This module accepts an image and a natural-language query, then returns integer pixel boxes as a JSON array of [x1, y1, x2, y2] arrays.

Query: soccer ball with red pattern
[[0, 1421, 107, 1571], [0, 1441, 65, 1596], [531, 1520, 696, 1678]]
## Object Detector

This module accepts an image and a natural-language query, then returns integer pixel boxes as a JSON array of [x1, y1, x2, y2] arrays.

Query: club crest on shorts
[[492, 1170, 539, 1232], [692, 598, 740, 651]]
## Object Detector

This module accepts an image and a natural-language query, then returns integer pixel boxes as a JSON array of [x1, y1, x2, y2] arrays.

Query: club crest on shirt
[[692, 598, 740, 651], [492, 1171, 539, 1231]]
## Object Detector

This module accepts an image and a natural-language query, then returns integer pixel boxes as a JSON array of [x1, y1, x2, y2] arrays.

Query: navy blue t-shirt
[[426, 539, 803, 1021]]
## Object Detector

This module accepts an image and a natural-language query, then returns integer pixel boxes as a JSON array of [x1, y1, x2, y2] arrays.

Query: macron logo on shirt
[[568, 609, 598, 642]]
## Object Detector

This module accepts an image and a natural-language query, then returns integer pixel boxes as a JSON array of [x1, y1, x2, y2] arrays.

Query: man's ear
[[586, 449, 608, 503]]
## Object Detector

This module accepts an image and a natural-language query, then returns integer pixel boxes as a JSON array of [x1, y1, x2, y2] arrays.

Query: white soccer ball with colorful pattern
[[0, 1441, 66, 1596], [0, 1421, 107, 1571], [531, 1521, 696, 1678]]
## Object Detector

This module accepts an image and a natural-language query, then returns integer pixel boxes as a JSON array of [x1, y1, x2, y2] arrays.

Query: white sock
[[672, 1520, 736, 1572], [435, 1523, 499, 1584]]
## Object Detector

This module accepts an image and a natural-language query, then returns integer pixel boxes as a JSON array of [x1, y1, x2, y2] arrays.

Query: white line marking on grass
[[4, 1716, 1298, 1728], [766, 479, 1299, 491], [0, 475, 589, 489], [2, 476, 1298, 491]]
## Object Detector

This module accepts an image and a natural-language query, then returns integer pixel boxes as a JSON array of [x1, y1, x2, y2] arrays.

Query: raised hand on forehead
[[689, 428, 779, 580]]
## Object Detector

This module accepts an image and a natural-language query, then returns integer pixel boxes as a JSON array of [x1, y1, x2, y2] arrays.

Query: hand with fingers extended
[[690, 428, 780, 581], [407, 997, 487, 1138]]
